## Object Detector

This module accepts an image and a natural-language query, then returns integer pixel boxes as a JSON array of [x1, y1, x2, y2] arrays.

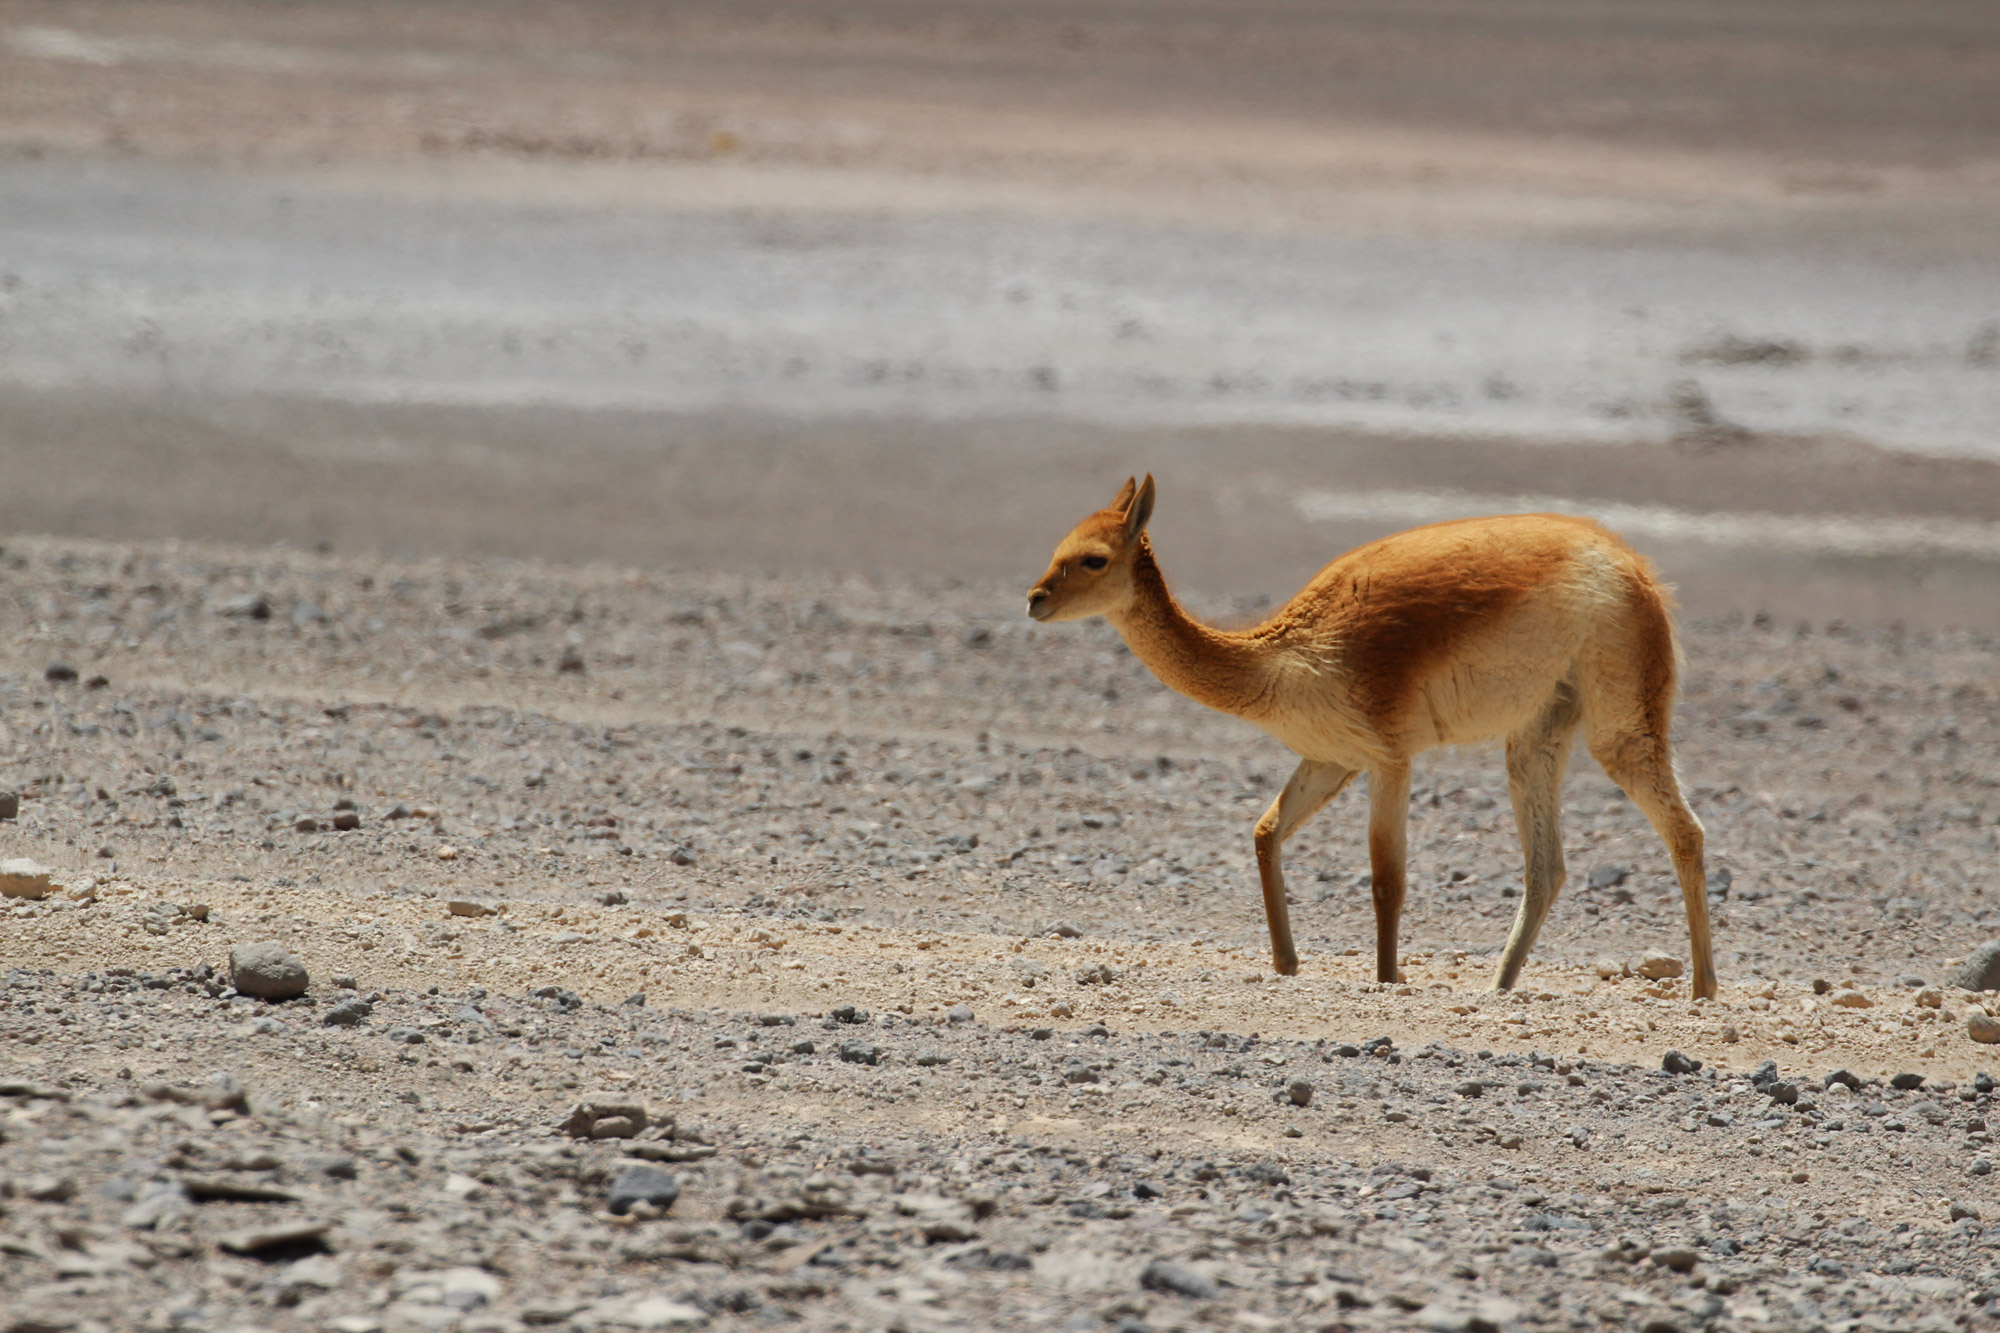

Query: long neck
[[1107, 537, 1274, 718]]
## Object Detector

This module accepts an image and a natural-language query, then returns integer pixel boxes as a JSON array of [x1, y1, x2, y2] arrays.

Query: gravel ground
[[3, 533, 2000, 1332]]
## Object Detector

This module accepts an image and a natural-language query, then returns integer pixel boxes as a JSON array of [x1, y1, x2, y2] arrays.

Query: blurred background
[[2, 0, 1997, 625]]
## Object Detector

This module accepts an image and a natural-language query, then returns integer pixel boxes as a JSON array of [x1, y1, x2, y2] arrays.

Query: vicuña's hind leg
[[1591, 731, 1715, 999], [1366, 762, 1412, 984], [1494, 681, 1583, 991], [1254, 760, 1358, 976]]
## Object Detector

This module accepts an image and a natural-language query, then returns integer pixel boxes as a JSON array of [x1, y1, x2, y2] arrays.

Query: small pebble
[[607, 1166, 680, 1216], [1652, 1246, 1699, 1273], [322, 998, 373, 1027], [1635, 950, 1683, 981], [1139, 1259, 1218, 1300]]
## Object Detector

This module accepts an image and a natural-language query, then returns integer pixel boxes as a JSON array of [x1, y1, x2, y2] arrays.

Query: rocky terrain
[[4, 1, 2000, 1328], [2, 533, 1999, 1332]]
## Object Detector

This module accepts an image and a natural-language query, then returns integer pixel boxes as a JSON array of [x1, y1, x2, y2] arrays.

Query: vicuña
[[1027, 474, 1715, 999]]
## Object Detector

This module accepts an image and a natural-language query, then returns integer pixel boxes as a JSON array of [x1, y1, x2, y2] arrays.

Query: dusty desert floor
[[5, 2, 2000, 1331], [1, 533, 1998, 1332]]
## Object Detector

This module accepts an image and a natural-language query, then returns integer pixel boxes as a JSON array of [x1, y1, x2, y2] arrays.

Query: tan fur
[[1028, 475, 1715, 999]]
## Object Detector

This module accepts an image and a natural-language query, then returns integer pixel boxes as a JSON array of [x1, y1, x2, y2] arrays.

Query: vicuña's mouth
[[1026, 591, 1053, 620]]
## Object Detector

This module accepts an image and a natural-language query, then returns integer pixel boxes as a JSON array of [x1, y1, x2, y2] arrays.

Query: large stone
[[229, 942, 309, 1000], [1950, 942, 2000, 993], [562, 1095, 648, 1139], [0, 858, 54, 899], [1968, 1013, 2000, 1045]]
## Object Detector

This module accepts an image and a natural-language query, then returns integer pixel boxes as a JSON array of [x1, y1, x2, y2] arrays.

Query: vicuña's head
[[1027, 473, 1156, 622]]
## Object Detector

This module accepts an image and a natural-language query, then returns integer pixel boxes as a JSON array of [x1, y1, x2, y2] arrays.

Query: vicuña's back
[[1028, 477, 1714, 999]]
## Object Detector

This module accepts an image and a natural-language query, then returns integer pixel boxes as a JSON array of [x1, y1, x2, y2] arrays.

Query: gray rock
[[839, 1039, 880, 1066], [607, 1166, 680, 1216], [216, 592, 271, 619], [1652, 1246, 1700, 1273], [120, 1181, 190, 1230], [1890, 1072, 1926, 1090], [1968, 1013, 2000, 1044], [0, 858, 54, 900], [1285, 1077, 1314, 1107], [229, 942, 308, 1000], [1587, 866, 1629, 890], [303, 1154, 358, 1179], [562, 1095, 648, 1139], [1662, 1050, 1699, 1075], [396, 1268, 502, 1313], [947, 1004, 975, 1025], [0, 791, 17, 820], [322, 998, 373, 1027], [218, 1219, 332, 1256], [1140, 1259, 1219, 1300], [202, 1072, 251, 1114], [1953, 943, 2000, 992]]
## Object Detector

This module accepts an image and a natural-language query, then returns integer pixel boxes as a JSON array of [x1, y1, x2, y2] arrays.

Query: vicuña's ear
[[1123, 473, 1156, 543], [1108, 475, 1137, 512]]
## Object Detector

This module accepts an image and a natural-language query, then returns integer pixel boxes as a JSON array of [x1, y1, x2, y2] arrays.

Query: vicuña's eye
[[1081, 555, 1109, 570]]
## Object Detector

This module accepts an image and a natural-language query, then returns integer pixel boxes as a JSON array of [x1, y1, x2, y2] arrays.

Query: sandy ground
[[4, 3, 2000, 1329], [1, 533, 1998, 1331]]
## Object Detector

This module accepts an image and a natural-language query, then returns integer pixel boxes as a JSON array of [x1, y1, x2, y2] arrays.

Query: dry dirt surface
[[2, 533, 2000, 1332]]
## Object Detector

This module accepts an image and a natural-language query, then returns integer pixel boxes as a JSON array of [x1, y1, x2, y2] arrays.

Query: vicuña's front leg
[[1252, 760, 1357, 975], [1366, 762, 1412, 984]]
